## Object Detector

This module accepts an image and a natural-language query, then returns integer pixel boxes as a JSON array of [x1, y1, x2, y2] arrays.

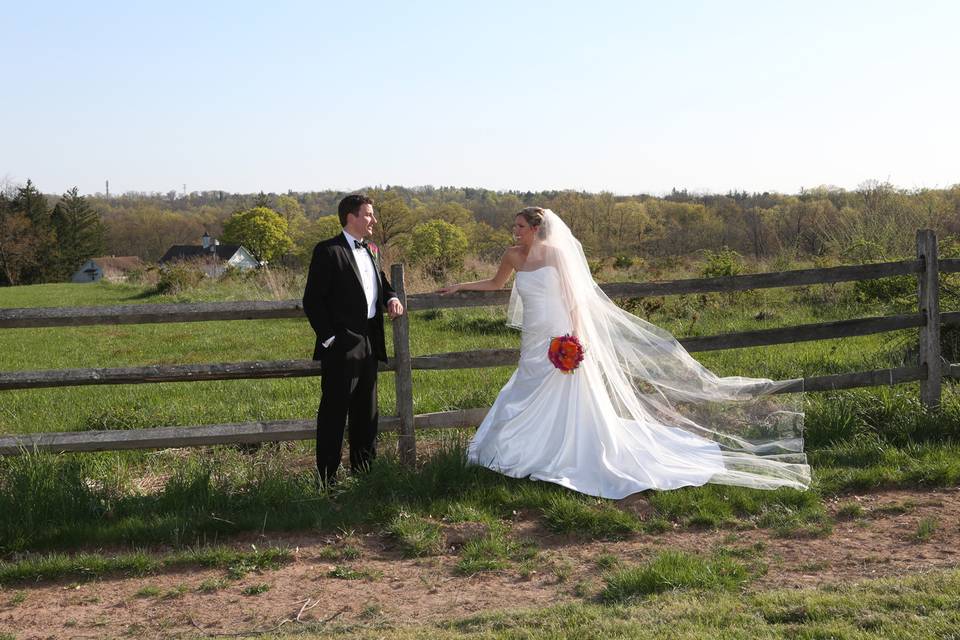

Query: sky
[[2, 1, 958, 197]]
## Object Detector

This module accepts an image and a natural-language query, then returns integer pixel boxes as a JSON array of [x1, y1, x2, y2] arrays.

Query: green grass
[[161, 584, 188, 599], [1, 434, 959, 555], [317, 543, 362, 561], [3, 279, 948, 436], [600, 550, 751, 602], [454, 525, 537, 575], [387, 513, 445, 557], [196, 577, 228, 593], [328, 565, 381, 581], [0, 545, 291, 585], [3, 279, 960, 560], [541, 493, 641, 539], [915, 517, 938, 542], [259, 569, 960, 639], [241, 582, 271, 595], [134, 585, 161, 598]]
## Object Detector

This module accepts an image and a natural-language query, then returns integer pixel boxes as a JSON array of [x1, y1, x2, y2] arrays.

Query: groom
[[303, 194, 404, 485]]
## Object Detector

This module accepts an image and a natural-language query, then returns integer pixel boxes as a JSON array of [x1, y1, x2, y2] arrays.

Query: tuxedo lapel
[[336, 234, 364, 289]]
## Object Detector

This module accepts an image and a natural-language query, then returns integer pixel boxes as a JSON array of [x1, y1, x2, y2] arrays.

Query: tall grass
[[3, 279, 960, 554]]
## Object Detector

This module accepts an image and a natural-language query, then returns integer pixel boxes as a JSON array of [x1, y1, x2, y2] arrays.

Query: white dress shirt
[[323, 230, 396, 348], [342, 229, 380, 320]]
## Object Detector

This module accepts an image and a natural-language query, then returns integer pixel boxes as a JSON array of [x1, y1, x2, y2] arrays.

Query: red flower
[[547, 334, 585, 374]]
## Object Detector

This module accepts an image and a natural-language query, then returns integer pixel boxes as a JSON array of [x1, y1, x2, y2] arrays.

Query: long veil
[[506, 210, 810, 490]]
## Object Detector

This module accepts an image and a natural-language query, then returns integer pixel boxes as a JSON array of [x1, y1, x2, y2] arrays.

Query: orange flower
[[547, 334, 585, 374]]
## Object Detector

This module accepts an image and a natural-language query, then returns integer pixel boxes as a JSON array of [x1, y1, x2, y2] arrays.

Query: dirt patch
[[2, 487, 959, 639]]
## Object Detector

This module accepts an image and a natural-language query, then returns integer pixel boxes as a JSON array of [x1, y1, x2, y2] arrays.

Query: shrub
[[155, 262, 204, 294], [853, 276, 915, 304], [699, 247, 744, 279], [613, 255, 633, 270]]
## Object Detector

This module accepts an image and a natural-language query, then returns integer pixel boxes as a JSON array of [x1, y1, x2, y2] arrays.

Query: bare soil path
[[2, 487, 959, 639]]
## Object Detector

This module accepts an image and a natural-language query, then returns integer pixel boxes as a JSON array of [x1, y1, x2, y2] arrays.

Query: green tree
[[295, 215, 342, 264], [51, 187, 107, 278], [470, 221, 512, 262], [0, 194, 42, 286], [275, 194, 309, 247], [10, 180, 55, 282], [408, 219, 468, 280], [253, 191, 270, 208], [368, 189, 413, 247], [221, 206, 293, 263]]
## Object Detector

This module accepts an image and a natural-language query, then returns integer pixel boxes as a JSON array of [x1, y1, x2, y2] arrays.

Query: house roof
[[88, 256, 144, 271], [159, 244, 244, 263]]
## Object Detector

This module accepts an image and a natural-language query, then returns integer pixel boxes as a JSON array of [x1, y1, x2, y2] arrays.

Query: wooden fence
[[1, 229, 958, 459]]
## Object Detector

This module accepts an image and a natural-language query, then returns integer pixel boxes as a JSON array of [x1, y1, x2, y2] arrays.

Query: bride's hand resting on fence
[[436, 283, 461, 295]]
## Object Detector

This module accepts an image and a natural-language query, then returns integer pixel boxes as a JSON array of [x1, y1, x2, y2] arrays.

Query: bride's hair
[[517, 207, 546, 238]]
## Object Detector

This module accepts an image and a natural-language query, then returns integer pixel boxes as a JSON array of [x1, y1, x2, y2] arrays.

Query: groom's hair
[[338, 194, 375, 226]]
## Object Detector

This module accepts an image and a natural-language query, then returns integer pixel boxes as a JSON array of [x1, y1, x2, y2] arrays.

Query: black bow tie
[[353, 239, 367, 250]]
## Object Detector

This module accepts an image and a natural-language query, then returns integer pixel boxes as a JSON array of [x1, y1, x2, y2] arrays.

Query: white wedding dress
[[467, 211, 810, 498]]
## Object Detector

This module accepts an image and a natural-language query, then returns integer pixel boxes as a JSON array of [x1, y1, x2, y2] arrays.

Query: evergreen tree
[[253, 191, 270, 208], [51, 187, 107, 279], [0, 193, 41, 286], [10, 180, 55, 283]]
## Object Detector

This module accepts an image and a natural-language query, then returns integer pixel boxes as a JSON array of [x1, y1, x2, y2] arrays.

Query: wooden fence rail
[[0, 230, 953, 457], [5, 256, 960, 330]]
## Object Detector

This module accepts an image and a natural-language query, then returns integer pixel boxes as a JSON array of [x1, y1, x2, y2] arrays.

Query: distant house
[[72, 256, 145, 283], [159, 232, 260, 277]]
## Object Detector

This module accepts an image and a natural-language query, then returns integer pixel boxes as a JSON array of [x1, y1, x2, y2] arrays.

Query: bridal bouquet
[[548, 334, 585, 373]]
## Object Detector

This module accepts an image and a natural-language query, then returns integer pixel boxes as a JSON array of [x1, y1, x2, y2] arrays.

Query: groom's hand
[[387, 298, 404, 319]]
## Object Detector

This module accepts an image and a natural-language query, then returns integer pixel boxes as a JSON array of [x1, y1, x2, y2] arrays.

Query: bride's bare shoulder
[[503, 246, 525, 268]]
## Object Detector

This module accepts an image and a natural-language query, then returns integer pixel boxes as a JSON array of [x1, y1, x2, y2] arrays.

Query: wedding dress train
[[467, 212, 810, 498]]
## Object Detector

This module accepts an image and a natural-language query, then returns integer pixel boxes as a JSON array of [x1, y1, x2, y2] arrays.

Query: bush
[[699, 247, 744, 279], [853, 275, 915, 304], [613, 255, 633, 270], [155, 262, 204, 294]]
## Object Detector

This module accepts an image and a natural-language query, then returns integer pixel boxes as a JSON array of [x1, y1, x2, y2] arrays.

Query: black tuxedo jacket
[[302, 234, 397, 363]]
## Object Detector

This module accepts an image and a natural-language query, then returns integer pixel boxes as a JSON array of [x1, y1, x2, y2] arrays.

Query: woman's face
[[513, 215, 538, 246]]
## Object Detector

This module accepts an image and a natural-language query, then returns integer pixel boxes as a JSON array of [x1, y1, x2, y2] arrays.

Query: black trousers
[[316, 322, 379, 483]]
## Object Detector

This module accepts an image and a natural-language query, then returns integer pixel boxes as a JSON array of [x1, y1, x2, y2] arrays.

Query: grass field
[[0, 276, 936, 434], [1, 272, 959, 638]]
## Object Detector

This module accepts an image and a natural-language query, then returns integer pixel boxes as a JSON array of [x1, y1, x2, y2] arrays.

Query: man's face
[[349, 203, 377, 238]]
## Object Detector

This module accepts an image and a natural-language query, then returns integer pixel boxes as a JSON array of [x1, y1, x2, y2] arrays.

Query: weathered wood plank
[[0, 360, 328, 390], [0, 354, 522, 390], [0, 300, 304, 329], [407, 290, 512, 311], [939, 258, 960, 274], [392, 264, 416, 466], [918, 230, 942, 410], [0, 408, 490, 455], [0, 260, 924, 328], [774, 366, 926, 393], [410, 349, 520, 369], [0, 312, 926, 391], [678, 313, 923, 352], [601, 260, 922, 298]]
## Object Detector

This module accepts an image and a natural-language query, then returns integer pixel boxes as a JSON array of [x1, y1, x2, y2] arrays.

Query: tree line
[[0, 181, 106, 286], [2, 179, 959, 286]]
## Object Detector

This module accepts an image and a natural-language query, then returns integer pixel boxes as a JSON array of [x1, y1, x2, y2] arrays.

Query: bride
[[438, 207, 810, 498]]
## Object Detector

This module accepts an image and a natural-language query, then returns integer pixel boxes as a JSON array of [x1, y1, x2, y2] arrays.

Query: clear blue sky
[[2, 1, 958, 196]]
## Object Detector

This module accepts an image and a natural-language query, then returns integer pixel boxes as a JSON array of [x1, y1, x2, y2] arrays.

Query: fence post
[[391, 263, 417, 465], [917, 229, 941, 411]]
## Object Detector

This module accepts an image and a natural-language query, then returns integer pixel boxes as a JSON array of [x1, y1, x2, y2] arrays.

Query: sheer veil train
[[499, 210, 810, 491]]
